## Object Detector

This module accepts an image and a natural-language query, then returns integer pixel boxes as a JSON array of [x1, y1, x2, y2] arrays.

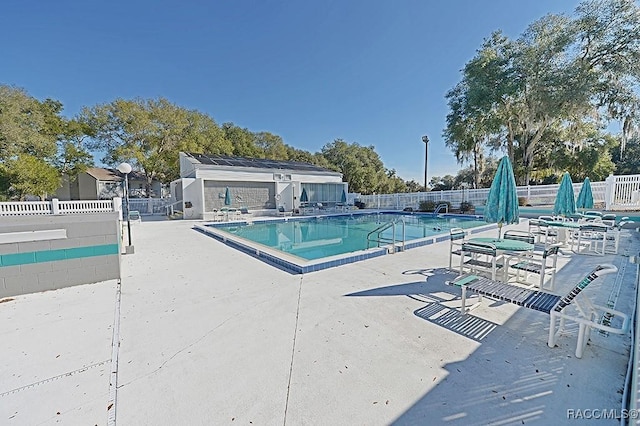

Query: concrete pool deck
[[1, 217, 638, 425]]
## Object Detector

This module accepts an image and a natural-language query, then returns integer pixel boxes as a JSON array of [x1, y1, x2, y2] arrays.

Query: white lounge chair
[[448, 264, 629, 358]]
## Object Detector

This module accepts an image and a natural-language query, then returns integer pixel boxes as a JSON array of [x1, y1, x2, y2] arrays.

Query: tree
[[574, 0, 640, 157], [444, 47, 505, 188], [321, 139, 389, 194], [55, 119, 95, 178], [611, 136, 640, 174], [0, 85, 67, 199], [404, 180, 423, 193], [443, 0, 640, 185], [430, 175, 456, 191], [222, 123, 262, 158], [0, 85, 58, 162], [379, 169, 408, 194], [253, 132, 289, 160], [2, 154, 60, 200], [82, 97, 232, 195]]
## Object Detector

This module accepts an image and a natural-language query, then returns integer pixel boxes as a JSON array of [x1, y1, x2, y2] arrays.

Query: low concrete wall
[[0, 212, 121, 298]]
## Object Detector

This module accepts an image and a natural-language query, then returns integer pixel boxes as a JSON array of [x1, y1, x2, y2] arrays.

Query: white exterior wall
[[78, 174, 98, 200], [56, 175, 72, 200], [180, 154, 198, 178], [181, 178, 205, 219], [289, 173, 342, 183], [193, 168, 340, 182], [176, 153, 345, 214], [195, 168, 277, 182]]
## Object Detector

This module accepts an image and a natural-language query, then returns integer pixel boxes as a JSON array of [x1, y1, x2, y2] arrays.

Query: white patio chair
[[573, 223, 608, 256], [460, 241, 504, 281], [448, 227, 467, 270], [507, 244, 560, 291]]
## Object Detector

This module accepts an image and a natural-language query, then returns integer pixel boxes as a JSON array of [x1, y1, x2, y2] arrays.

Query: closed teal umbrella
[[576, 177, 594, 210], [484, 156, 520, 238], [224, 187, 232, 206], [553, 172, 576, 217], [300, 188, 308, 203], [340, 189, 347, 203]]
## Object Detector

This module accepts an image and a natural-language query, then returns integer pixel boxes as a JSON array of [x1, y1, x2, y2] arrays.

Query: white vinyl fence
[[0, 197, 175, 217], [354, 174, 640, 211], [0, 198, 120, 216]]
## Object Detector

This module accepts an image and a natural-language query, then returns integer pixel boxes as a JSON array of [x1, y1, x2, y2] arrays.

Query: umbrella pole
[[498, 222, 503, 239]]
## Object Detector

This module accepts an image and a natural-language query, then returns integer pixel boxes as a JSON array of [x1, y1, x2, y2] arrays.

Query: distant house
[[171, 152, 347, 219], [56, 167, 162, 200]]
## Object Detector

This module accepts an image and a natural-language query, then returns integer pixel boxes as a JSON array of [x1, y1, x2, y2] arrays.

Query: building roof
[[183, 153, 337, 173], [85, 167, 122, 181], [84, 167, 146, 181]]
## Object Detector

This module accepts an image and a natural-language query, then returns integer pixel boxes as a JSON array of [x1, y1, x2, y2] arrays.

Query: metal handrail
[[163, 199, 185, 216], [435, 203, 449, 214], [366, 219, 406, 253]]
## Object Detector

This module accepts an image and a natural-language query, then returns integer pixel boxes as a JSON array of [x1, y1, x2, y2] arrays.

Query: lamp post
[[422, 135, 429, 191], [117, 162, 134, 254]]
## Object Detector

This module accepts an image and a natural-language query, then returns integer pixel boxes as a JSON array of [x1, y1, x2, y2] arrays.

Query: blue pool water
[[207, 213, 487, 261]]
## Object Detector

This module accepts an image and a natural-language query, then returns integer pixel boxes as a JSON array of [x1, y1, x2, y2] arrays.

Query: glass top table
[[542, 220, 581, 229], [468, 237, 534, 251]]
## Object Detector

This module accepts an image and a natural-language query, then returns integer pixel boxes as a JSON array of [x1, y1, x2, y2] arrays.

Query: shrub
[[419, 200, 436, 212], [460, 201, 474, 213], [518, 197, 528, 206]]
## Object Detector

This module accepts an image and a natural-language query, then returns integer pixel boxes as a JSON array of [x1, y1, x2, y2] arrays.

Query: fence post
[[51, 198, 60, 215], [605, 174, 615, 210], [113, 197, 123, 220]]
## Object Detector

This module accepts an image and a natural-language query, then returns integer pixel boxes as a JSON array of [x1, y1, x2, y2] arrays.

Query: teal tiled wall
[[0, 244, 119, 267]]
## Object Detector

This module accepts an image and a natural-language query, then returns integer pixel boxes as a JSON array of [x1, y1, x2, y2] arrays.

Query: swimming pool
[[195, 212, 495, 273]]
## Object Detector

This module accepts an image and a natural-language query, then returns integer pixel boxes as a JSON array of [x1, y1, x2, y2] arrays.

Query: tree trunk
[[145, 178, 153, 198], [472, 141, 481, 189]]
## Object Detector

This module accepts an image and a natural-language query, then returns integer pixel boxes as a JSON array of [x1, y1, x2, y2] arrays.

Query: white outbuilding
[[171, 152, 347, 220]]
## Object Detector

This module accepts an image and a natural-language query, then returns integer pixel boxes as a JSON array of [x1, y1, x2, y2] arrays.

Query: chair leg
[[548, 270, 556, 292], [548, 312, 558, 348], [461, 286, 467, 315], [575, 324, 589, 359], [539, 271, 545, 291]]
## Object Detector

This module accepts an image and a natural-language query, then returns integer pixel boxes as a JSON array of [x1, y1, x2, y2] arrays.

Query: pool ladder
[[434, 203, 449, 214], [366, 219, 406, 253]]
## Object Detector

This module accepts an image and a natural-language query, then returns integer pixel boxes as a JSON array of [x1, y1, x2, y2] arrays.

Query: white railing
[[0, 201, 51, 216], [0, 198, 120, 216], [607, 175, 640, 211], [58, 200, 115, 214], [128, 198, 172, 215], [353, 174, 640, 211]]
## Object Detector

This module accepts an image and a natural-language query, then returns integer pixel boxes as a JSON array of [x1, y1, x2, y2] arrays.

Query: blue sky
[[1, 0, 579, 182]]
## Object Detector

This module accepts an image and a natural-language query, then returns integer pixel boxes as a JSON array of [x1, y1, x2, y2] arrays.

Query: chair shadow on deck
[[345, 262, 635, 425], [346, 267, 499, 342]]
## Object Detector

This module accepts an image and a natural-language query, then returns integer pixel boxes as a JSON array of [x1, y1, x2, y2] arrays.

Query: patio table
[[467, 237, 534, 281], [468, 237, 533, 252], [541, 220, 580, 245]]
